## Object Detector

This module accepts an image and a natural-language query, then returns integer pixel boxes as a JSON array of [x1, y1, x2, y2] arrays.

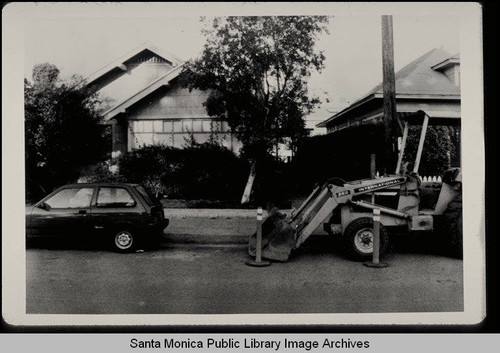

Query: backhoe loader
[[249, 110, 462, 261]]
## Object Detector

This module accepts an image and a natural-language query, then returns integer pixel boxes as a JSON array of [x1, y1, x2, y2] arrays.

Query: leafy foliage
[[182, 16, 329, 158], [118, 143, 248, 200], [403, 126, 453, 176], [25, 63, 110, 201]]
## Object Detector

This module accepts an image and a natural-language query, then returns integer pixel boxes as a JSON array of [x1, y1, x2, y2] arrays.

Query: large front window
[[131, 119, 233, 149]]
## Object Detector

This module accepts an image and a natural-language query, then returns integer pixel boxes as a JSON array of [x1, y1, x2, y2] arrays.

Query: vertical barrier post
[[364, 208, 389, 268], [255, 207, 264, 262], [372, 208, 381, 264], [246, 207, 271, 267], [370, 154, 376, 204]]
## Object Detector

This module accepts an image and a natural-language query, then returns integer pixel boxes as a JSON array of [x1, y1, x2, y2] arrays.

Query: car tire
[[112, 229, 136, 253], [343, 217, 389, 261]]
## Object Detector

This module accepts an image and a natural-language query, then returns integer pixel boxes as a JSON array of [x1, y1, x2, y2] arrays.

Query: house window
[[163, 121, 173, 132], [143, 121, 153, 133], [135, 133, 153, 147], [153, 121, 163, 132], [173, 121, 182, 133], [133, 121, 144, 133], [130, 119, 235, 151], [183, 120, 192, 132], [202, 120, 212, 132], [212, 121, 222, 132], [193, 120, 203, 132]]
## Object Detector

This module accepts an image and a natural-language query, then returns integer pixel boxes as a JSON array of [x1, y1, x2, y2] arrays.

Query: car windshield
[[135, 185, 159, 206]]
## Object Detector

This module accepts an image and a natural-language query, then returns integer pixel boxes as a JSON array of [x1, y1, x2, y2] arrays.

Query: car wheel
[[343, 217, 388, 261], [112, 229, 135, 253]]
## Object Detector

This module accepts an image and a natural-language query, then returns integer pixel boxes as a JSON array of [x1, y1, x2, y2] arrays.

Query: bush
[[118, 143, 248, 200], [403, 126, 454, 176], [77, 161, 126, 184]]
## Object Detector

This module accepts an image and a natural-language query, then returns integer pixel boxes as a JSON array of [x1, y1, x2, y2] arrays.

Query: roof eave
[[85, 44, 184, 86], [103, 64, 184, 120], [316, 94, 377, 127], [317, 93, 460, 128], [431, 58, 460, 71]]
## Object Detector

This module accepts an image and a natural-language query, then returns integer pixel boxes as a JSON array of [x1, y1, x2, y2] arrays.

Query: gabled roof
[[102, 64, 184, 120], [85, 42, 184, 86], [317, 48, 460, 128]]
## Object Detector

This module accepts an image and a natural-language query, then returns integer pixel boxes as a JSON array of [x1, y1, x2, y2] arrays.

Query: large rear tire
[[441, 194, 463, 259], [343, 217, 389, 261]]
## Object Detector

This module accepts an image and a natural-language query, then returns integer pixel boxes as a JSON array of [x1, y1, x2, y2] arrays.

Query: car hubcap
[[115, 231, 132, 249], [354, 228, 373, 254]]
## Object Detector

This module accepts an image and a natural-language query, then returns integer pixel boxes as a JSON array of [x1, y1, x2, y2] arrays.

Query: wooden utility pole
[[381, 15, 399, 173]]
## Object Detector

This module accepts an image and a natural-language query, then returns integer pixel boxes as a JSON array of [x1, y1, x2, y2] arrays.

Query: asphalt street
[[26, 234, 463, 315]]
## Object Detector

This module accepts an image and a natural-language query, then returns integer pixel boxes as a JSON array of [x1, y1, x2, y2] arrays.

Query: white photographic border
[[2, 2, 485, 327]]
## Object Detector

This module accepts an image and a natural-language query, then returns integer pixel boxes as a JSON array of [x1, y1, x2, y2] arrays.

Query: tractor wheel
[[441, 194, 463, 259], [343, 217, 389, 261]]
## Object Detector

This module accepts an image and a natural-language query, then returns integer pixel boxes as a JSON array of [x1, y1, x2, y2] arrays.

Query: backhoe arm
[[293, 176, 407, 248]]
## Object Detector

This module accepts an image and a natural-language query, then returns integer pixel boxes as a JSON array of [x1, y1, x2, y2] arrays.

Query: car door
[[90, 186, 144, 237], [30, 187, 95, 237]]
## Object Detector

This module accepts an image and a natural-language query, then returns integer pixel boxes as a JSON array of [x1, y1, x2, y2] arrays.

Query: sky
[[21, 3, 460, 131]]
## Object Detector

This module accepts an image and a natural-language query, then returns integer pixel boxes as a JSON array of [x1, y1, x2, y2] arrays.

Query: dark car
[[25, 183, 169, 252]]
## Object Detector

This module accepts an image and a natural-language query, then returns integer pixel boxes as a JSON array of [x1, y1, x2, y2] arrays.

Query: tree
[[25, 63, 110, 201], [182, 16, 329, 203]]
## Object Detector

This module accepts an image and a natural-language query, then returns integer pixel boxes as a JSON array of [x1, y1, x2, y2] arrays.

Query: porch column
[[111, 118, 128, 158]]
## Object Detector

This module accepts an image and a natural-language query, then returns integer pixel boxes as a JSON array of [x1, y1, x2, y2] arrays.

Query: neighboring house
[[86, 44, 242, 157], [317, 48, 461, 139], [317, 49, 461, 170]]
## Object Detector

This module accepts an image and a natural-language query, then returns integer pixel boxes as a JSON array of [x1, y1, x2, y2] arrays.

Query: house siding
[[128, 84, 208, 119], [90, 47, 244, 155], [124, 83, 242, 152]]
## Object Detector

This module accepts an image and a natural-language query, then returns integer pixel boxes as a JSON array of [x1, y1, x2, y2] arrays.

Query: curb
[[161, 233, 249, 245]]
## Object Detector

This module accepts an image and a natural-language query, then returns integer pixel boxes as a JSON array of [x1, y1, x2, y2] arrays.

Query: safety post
[[246, 207, 271, 267], [364, 208, 389, 268]]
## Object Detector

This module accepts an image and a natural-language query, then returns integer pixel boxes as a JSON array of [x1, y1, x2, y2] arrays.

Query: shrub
[[403, 126, 454, 176], [118, 143, 248, 200]]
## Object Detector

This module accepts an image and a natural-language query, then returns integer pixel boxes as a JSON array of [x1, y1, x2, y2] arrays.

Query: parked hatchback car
[[25, 183, 169, 252]]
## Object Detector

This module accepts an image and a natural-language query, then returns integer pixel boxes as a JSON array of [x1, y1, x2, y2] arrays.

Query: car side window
[[96, 187, 136, 208], [45, 188, 94, 209]]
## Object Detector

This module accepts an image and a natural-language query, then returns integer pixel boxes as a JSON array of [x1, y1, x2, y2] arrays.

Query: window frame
[[95, 186, 137, 208], [44, 187, 95, 209]]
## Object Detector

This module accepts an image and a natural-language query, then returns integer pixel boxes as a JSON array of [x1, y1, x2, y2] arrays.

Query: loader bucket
[[248, 208, 295, 262]]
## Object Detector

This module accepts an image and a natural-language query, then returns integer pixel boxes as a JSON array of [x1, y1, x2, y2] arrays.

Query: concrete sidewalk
[[162, 208, 275, 245], [161, 208, 326, 245]]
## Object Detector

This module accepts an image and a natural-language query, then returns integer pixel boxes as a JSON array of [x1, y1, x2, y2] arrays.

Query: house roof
[[85, 42, 184, 86], [102, 64, 184, 120], [317, 48, 461, 128], [84, 42, 187, 120]]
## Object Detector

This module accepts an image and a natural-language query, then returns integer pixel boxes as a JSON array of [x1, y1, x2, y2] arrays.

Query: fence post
[[364, 208, 389, 268], [246, 207, 271, 267]]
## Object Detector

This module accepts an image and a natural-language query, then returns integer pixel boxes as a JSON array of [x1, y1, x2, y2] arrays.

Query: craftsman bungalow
[[317, 48, 461, 169], [86, 44, 242, 157]]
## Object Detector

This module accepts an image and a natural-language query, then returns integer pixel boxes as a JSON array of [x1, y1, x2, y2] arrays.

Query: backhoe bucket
[[248, 209, 295, 262]]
